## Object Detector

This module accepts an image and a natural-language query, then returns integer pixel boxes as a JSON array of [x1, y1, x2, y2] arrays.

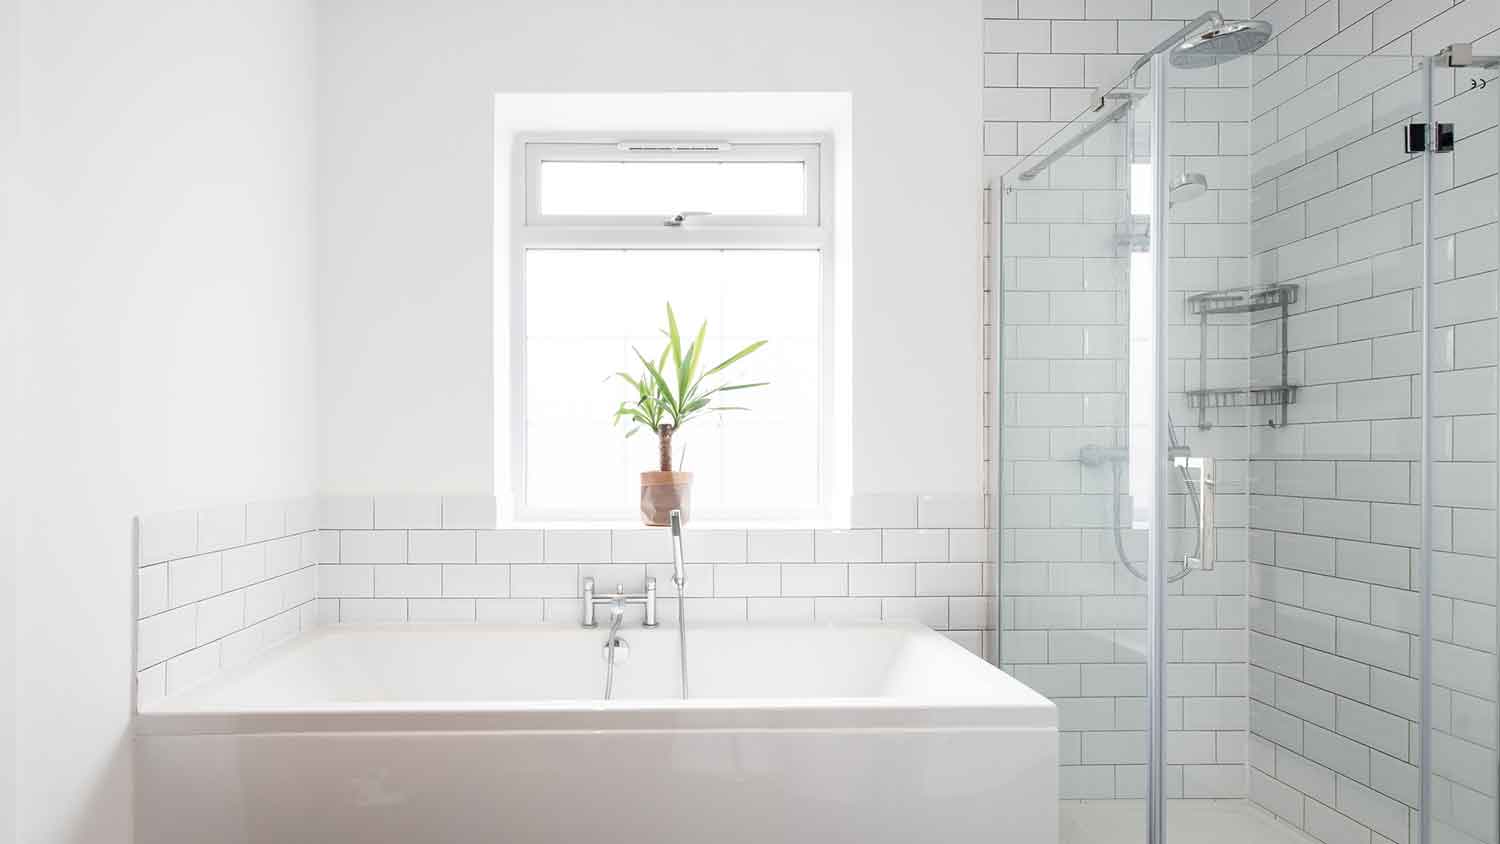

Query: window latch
[[664, 211, 712, 227]]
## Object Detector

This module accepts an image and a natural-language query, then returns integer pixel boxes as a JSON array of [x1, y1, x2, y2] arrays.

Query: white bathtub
[[136, 622, 1057, 843]]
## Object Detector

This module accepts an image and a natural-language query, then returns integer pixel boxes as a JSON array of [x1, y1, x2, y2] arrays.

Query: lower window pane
[[523, 249, 823, 519]]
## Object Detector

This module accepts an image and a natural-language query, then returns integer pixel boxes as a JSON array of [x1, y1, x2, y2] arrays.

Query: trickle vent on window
[[616, 142, 733, 152]]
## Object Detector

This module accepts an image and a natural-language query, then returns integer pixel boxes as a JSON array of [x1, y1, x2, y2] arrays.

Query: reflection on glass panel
[[523, 249, 821, 517], [538, 161, 806, 216], [1426, 49, 1500, 844]]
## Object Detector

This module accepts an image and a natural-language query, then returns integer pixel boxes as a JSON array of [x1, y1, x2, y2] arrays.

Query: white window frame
[[524, 140, 823, 229], [508, 135, 836, 523]]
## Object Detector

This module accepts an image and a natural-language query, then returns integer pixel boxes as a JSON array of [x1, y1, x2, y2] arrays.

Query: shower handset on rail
[[668, 509, 689, 700]]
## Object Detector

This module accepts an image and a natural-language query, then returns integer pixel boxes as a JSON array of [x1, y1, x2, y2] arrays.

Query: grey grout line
[[139, 599, 316, 675]]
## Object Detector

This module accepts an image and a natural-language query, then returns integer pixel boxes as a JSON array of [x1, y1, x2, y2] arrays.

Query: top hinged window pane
[[524, 141, 822, 227]]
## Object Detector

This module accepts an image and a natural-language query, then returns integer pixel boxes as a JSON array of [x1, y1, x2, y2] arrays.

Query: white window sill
[[494, 520, 846, 531]]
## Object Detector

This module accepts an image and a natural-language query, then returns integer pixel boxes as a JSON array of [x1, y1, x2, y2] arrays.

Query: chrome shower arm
[[1017, 10, 1227, 183]]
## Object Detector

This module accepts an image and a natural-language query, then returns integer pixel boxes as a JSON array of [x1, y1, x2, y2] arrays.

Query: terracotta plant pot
[[640, 471, 692, 526]]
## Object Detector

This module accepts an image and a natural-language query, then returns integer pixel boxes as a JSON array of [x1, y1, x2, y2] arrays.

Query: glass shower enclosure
[[988, 15, 1500, 844]]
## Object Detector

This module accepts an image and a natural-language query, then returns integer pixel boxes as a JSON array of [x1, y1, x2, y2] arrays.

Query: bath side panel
[[137, 725, 1057, 843]]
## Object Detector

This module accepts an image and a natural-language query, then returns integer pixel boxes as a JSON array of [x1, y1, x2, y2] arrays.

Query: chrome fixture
[[669, 510, 687, 592], [1170, 19, 1273, 68], [1114, 173, 1210, 250], [602, 596, 628, 700], [668, 509, 689, 699], [1175, 454, 1215, 572], [1013, 9, 1273, 183], [585, 578, 654, 700], [1017, 92, 1141, 182], [582, 577, 658, 628], [1077, 422, 1213, 583], [1436, 42, 1500, 68], [663, 211, 711, 227], [1169, 172, 1208, 205], [1185, 284, 1300, 429]]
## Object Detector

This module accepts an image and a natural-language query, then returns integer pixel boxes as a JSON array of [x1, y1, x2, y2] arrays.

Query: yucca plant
[[611, 303, 768, 473]]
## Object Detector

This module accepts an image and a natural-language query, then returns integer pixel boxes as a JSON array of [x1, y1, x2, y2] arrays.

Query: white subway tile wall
[[135, 497, 320, 708], [989, 0, 1500, 825], [987, 0, 1257, 802], [310, 494, 990, 653], [1243, 0, 1500, 841]]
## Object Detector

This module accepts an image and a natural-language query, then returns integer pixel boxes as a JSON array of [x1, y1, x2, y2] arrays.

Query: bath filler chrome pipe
[[669, 509, 689, 699]]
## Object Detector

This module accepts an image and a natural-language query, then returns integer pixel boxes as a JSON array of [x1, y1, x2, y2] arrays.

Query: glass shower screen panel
[[995, 59, 1153, 844], [1422, 52, 1500, 844], [1159, 47, 1254, 825]]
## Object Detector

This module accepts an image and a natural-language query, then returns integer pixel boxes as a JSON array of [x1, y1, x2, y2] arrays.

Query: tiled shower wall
[[1245, 0, 1500, 842], [984, 0, 1255, 801], [134, 498, 320, 707], [311, 494, 991, 652]]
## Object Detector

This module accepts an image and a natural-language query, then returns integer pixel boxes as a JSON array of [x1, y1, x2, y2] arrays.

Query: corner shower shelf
[[1186, 283, 1298, 316], [1183, 283, 1300, 430], [1185, 385, 1300, 409]]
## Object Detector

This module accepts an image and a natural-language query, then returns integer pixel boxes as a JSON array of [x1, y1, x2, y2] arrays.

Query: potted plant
[[612, 303, 768, 526]]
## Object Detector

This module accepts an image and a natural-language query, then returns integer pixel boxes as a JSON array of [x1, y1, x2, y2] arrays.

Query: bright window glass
[[537, 161, 807, 217], [522, 249, 821, 516]]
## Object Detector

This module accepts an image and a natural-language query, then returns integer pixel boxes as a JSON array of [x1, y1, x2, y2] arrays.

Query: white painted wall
[[316, 0, 983, 501], [0, 0, 17, 836], [10, 1, 318, 840]]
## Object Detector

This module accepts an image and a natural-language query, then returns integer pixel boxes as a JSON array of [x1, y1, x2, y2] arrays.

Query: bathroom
[[1, 0, 1497, 841]]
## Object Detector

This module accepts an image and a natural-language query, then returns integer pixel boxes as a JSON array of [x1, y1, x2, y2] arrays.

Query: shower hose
[[1104, 424, 1201, 584]]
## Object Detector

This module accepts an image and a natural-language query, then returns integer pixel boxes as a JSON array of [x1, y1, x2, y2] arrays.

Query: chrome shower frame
[[1016, 10, 1228, 182]]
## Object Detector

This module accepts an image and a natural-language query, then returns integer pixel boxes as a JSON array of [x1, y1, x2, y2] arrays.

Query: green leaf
[[634, 347, 678, 416], [686, 320, 707, 389], [612, 304, 768, 441], [656, 344, 672, 395], [614, 371, 646, 394], [666, 302, 683, 387], [677, 337, 695, 401], [696, 339, 767, 385], [612, 402, 651, 426]]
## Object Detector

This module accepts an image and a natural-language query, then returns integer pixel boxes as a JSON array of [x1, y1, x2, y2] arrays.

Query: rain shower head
[[1170, 19, 1273, 68]]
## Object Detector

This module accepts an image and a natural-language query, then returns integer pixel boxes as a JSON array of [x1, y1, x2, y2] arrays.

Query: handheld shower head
[[1170, 19, 1273, 68], [668, 509, 686, 589], [1170, 172, 1209, 205]]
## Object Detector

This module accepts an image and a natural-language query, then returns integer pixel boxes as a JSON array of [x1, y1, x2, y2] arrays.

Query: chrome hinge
[[1404, 122, 1454, 154], [1437, 43, 1500, 69]]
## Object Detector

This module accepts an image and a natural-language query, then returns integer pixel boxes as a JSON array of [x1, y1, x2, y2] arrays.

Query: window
[[509, 139, 833, 522]]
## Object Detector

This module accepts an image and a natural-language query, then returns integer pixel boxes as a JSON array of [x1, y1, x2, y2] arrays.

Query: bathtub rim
[[135, 621, 1056, 736]]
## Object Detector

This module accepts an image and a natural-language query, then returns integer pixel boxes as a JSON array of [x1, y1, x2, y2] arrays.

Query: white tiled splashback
[[135, 497, 320, 708], [134, 493, 991, 705], [312, 494, 992, 653]]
